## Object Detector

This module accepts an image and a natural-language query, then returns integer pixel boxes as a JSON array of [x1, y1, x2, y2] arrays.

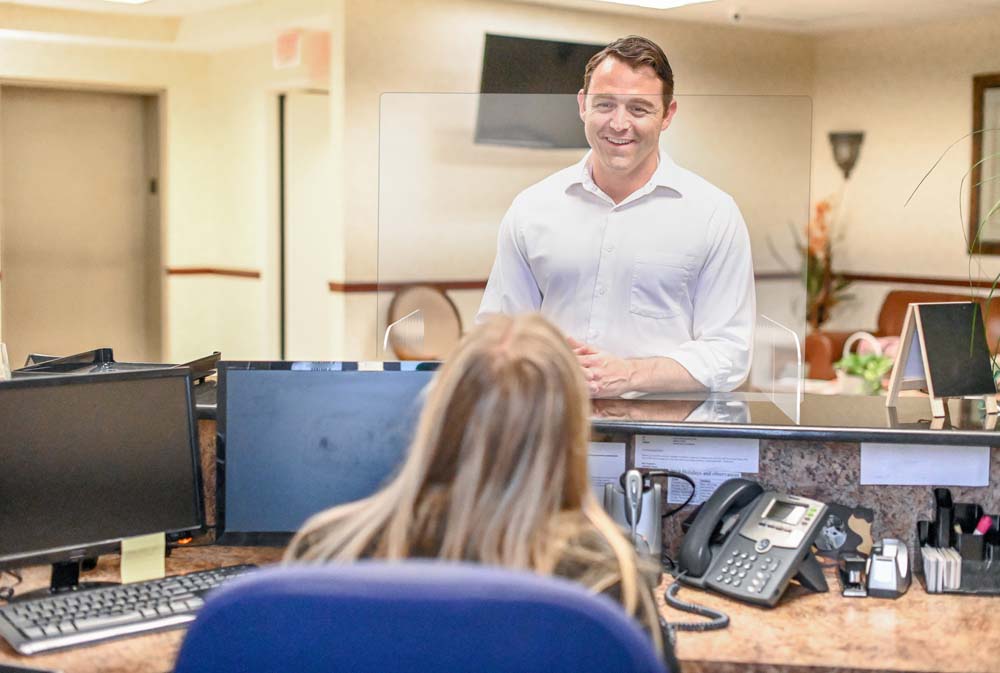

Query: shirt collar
[[563, 150, 685, 199]]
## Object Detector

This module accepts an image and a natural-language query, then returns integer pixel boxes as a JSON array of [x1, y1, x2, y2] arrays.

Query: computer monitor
[[0, 369, 204, 593], [216, 361, 438, 546]]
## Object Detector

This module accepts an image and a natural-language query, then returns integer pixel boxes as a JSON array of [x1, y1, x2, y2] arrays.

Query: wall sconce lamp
[[829, 132, 865, 180]]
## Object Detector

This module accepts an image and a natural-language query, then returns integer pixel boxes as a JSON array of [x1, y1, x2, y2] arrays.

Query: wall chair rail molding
[[328, 280, 488, 293], [328, 272, 802, 294], [842, 273, 1000, 289], [166, 267, 261, 279]]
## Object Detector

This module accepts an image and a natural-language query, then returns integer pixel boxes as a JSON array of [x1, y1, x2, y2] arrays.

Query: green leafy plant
[[907, 128, 1000, 361], [834, 353, 894, 394]]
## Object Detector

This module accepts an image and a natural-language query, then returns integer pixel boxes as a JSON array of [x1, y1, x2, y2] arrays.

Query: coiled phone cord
[[617, 470, 730, 640], [658, 571, 730, 646]]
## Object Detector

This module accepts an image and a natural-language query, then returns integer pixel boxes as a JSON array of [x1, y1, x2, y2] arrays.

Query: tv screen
[[476, 34, 603, 148]]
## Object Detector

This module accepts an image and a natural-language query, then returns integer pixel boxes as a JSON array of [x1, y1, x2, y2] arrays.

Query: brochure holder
[[885, 302, 998, 417]]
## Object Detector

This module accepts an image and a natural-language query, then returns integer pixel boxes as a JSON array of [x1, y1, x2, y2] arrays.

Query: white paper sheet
[[635, 435, 759, 473], [588, 442, 626, 502], [666, 469, 744, 505], [860, 442, 990, 486]]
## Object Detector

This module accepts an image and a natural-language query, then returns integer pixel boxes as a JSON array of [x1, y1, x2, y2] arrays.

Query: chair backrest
[[878, 290, 1000, 351], [173, 561, 669, 673], [386, 284, 463, 360]]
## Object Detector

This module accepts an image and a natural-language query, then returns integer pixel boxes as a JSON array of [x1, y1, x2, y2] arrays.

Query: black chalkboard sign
[[886, 302, 998, 417], [919, 303, 996, 397]]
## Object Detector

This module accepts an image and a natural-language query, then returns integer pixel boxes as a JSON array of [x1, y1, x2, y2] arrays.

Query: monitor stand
[[9, 558, 116, 602]]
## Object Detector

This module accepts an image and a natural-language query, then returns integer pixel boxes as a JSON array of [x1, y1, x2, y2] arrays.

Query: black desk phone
[[674, 478, 830, 607]]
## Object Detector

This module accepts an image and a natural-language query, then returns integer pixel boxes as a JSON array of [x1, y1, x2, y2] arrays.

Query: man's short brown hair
[[583, 35, 674, 110]]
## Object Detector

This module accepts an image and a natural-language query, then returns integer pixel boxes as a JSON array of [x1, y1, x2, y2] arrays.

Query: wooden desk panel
[[2, 549, 995, 673]]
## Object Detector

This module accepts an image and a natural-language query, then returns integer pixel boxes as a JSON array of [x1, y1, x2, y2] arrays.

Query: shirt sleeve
[[665, 196, 755, 391], [476, 199, 542, 323]]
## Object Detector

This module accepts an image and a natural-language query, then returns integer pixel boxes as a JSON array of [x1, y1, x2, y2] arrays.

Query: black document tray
[[14, 348, 220, 382]]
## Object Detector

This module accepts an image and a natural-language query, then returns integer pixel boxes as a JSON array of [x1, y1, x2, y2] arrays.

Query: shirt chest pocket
[[629, 252, 694, 320]]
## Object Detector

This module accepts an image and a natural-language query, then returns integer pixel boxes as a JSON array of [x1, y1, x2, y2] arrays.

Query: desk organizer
[[916, 488, 1000, 594]]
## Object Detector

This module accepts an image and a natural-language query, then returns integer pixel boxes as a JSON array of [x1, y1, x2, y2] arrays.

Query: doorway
[[0, 85, 162, 367]]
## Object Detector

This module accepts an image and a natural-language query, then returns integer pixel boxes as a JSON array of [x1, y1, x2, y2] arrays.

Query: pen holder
[[917, 489, 1000, 595]]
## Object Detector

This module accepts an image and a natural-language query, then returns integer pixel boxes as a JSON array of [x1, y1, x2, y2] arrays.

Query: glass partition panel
[[382, 307, 424, 361], [752, 314, 803, 423], [378, 93, 810, 412]]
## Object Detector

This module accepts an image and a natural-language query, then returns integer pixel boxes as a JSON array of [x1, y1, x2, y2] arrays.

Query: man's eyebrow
[[588, 93, 660, 105]]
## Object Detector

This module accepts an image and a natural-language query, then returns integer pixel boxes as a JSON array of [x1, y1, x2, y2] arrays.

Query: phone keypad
[[712, 545, 786, 601]]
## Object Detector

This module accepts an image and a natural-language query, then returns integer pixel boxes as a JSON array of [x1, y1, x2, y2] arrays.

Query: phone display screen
[[765, 500, 805, 525]]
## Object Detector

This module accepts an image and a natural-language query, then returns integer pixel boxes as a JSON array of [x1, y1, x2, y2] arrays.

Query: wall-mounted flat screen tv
[[475, 34, 604, 149]]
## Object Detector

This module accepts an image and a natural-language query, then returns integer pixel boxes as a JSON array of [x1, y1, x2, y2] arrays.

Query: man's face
[[577, 56, 677, 181]]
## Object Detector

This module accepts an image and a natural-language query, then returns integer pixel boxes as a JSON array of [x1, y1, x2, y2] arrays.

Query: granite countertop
[[664, 566, 1000, 673], [2, 550, 990, 673]]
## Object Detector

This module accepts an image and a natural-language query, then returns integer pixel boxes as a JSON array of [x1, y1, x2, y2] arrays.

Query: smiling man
[[477, 35, 755, 396]]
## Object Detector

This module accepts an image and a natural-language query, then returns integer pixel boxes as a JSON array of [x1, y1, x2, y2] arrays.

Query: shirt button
[[605, 245, 614, 253], [596, 286, 606, 296], [590, 332, 600, 340]]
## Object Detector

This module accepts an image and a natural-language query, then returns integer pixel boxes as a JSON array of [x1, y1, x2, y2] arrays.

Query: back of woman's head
[[286, 314, 593, 566], [411, 313, 593, 551]]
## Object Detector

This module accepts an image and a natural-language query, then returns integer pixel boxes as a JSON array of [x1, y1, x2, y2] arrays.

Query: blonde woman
[[286, 313, 676, 667]]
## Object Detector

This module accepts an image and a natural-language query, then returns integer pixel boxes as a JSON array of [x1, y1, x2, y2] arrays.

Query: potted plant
[[833, 331, 895, 394], [802, 198, 853, 331]]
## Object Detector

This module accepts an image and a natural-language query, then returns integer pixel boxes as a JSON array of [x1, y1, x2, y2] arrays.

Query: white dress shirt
[[477, 151, 755, 392]]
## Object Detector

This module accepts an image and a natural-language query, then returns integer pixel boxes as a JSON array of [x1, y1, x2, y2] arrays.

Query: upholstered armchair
[[805, 290, 1000, 380]]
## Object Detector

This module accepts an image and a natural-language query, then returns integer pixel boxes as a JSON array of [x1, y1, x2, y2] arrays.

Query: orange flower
[[808, 199, 831, 260]]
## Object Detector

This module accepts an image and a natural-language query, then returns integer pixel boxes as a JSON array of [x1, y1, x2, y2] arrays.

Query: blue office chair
[[173, 561, 670, 673]]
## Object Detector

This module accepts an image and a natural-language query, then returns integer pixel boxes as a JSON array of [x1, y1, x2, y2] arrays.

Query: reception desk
[[1, 547, 997, 673], [586, 393, 1000, 560], [1, 392, 996, 673]]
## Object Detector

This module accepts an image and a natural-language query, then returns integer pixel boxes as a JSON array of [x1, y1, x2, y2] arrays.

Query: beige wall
[[0, 30, 327, 363], [343, 0, 815, 357], [811, 11, 1000, 332], [0, 38, 226, 362], [6, 0, 1000, 363]]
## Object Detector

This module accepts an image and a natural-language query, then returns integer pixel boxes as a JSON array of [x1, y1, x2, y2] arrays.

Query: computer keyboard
[[0, 564, 256, 655]]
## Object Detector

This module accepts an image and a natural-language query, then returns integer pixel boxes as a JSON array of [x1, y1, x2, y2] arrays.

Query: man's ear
[[661, 99, 678, 132], [577, 89, 587, 121]]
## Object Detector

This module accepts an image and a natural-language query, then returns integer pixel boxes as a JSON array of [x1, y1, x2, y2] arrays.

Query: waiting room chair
[[173, 561, 669, 673], [386, 284, 463, 360]]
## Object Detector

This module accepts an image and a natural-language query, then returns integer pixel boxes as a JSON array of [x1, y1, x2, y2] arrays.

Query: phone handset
[[676, 478, 763, 578], [604, 469, 696, 557], [623, 470, 644, 549], [674, 478, 830, 607]]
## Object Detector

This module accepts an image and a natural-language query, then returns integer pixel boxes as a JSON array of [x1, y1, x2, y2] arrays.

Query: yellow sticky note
[[120, 532, 166, 584]]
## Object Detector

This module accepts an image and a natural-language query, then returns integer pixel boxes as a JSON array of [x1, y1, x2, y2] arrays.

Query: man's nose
[[610, 107, 629, 131]]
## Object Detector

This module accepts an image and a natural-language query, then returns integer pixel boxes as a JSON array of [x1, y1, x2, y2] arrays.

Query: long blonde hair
[[286, 314, 662, 648]]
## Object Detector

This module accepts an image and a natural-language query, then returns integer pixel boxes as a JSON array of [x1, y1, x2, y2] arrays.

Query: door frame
[[0, 78, 167, 361]]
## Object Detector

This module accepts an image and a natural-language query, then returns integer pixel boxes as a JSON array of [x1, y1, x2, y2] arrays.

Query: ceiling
[[7, 0, 1000, 33], [3, 0, 248, 15], [521, 0, 1000, 34]]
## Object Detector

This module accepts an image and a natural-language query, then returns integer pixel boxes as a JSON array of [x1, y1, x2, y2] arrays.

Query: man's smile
[[603, 136, 635, 146]]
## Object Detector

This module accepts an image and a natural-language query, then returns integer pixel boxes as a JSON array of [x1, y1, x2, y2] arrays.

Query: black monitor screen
[[475, 34, 603, 148], [217, 363, 436, 545], [0, 371, 202, 566]]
